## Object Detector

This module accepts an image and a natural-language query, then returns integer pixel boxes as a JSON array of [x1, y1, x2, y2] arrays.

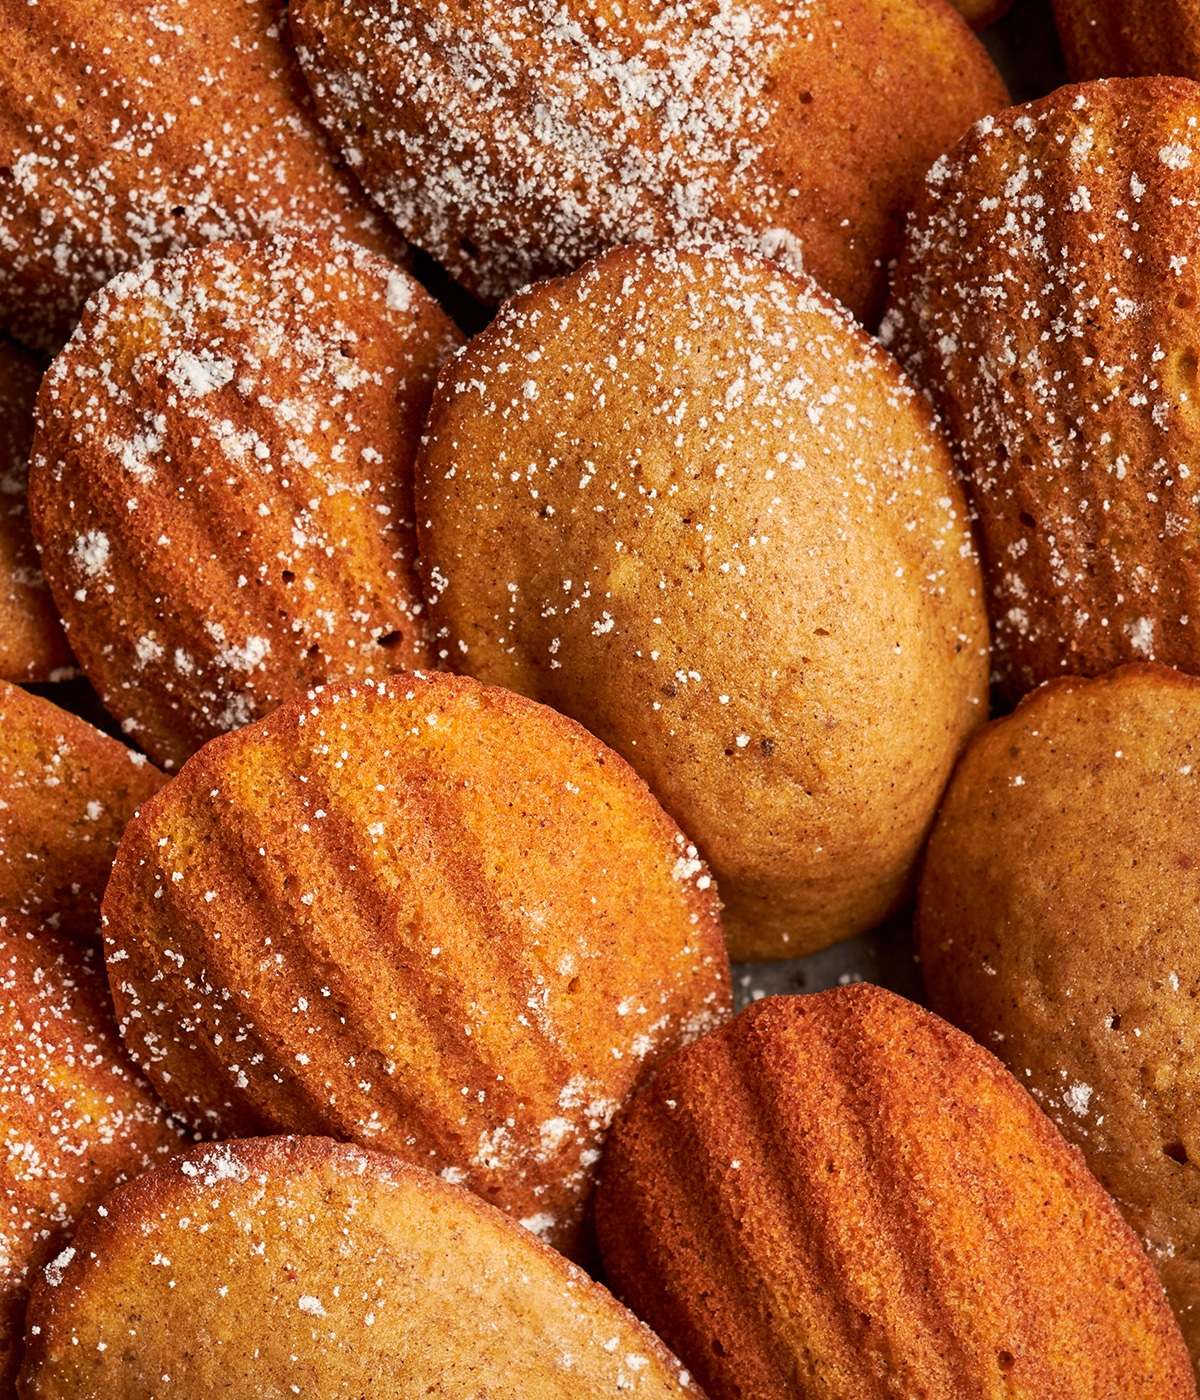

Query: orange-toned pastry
[[18, 1136, 702, 1400], [916, 663, 1200, 1375], [0, 0, 407, 356], [1053, 1, 1200, 81], [29, 236, 461, 771], [102, 673, 731, 1260], [0, 681, 166, 939], [884, 78, 1200, 706], [0, 911, 183, 1393], [290, 0, 1005, 326], [595, 986, 1195, 1400], [416, 244, 989, 961], [0, 339, 71, 683], [952, 0, 1014, 28]]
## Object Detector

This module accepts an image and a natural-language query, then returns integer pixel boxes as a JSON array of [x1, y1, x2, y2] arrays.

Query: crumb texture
[[917, 661, 1200, 1377], [417, 244, 988, 960], [30, 235, 461, 770], [596, 985, 1196, 1400], [291, 0, 1005, 323], [102, 673, 730, 1259], [18, 1136, 702, 1399]]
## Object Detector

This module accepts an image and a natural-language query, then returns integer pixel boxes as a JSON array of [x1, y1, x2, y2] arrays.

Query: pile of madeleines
[[6, 0, 1200, 1394]]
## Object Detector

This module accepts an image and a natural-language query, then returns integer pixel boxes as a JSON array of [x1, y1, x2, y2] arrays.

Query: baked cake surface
[[0, 0, 406, 354], [18, 1136, 703, 1399], [0, 911, 182, 1393], [102, 672, 730, 1258], [417, 244, 988, 959], [596, 986, 1195, 1399], [0, 681, 165, 938], [30, 235, 460, 769], [291, 0, 1005, 324], [884, 78, 1200, 703], [917, 662, 1200, 1375]]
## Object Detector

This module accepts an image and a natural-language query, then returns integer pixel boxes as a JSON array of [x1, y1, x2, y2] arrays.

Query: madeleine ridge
[[0, 0, 406, 355], [884, 78, 1200, 704], [290, 0, 1005, 325], [417, 244, 989, 960], [0, 912, 183, 1393], [18, 1137, 702, 1399], [1052, 1, 1200, 82], [0, 681, 167, 939], [917, 663, 1200, 1376], [101, 673, 730, 1260], [595, 987, 1195, 1400], [30, 235, 462, 770]]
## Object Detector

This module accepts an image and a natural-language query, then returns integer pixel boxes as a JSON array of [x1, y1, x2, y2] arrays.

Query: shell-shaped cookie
[[416, 244, 989, 960], [595, 986, 1195, 1400], [102, 673, 731, 1260], [0, 911, 183, 1394], [290, 0, 1005, 325], [916, 662, 1200, 1377], [29, 236, 462, 771], [18, 1137, 703, 1399], [883, 78, 1200, 705], [0, 680, 166, 938], [0, 0, 407, 355], [0, 339, 71, 683], [1052, 0, 1200, 82]]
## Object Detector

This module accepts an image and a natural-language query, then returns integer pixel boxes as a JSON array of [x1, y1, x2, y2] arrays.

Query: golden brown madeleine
[[884, 78, 1200, 707], [416, 245, 989, 961], [18, 1137, 703, 1400], [951, 0, 1014, 28], [1053, 1, 1200, 81], [29, 236, 461, 771], [595, 986, 1195, 1400], [0, 339, 71, 683], [0, 681, 166, 939], [0, 911, 183, 1393], [290, 0, 1005, 327], [917, 662, 1200, 1375], [102, 673, 730, 1260], [0, 0, 407, 356]]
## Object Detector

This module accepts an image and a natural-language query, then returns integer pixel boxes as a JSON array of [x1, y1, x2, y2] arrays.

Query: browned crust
[[416, 243, 988, 959], [916, 661, 1200, 1376], [102, 672, 730, 1260], [0, 339, 71, 682], [0, 0, 408, 356], [952, 0, 1014, 29], [29, 235, 462, 770], [1053, 0, 1200, 82], [18, 1136, 705, 1399], [884, 77, 1200, 706], [0, 910, 183, 1394], [596, 985, 1196, 1400], [291, 0, 1005, 325], [0, 680, 166, 938]]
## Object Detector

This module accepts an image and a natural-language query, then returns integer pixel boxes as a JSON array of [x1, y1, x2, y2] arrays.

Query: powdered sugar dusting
[[884, 82, 1200, 699], [293, 0, 805, 303], [30, 234, 460, 767], [0, 0, 401, 354]]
